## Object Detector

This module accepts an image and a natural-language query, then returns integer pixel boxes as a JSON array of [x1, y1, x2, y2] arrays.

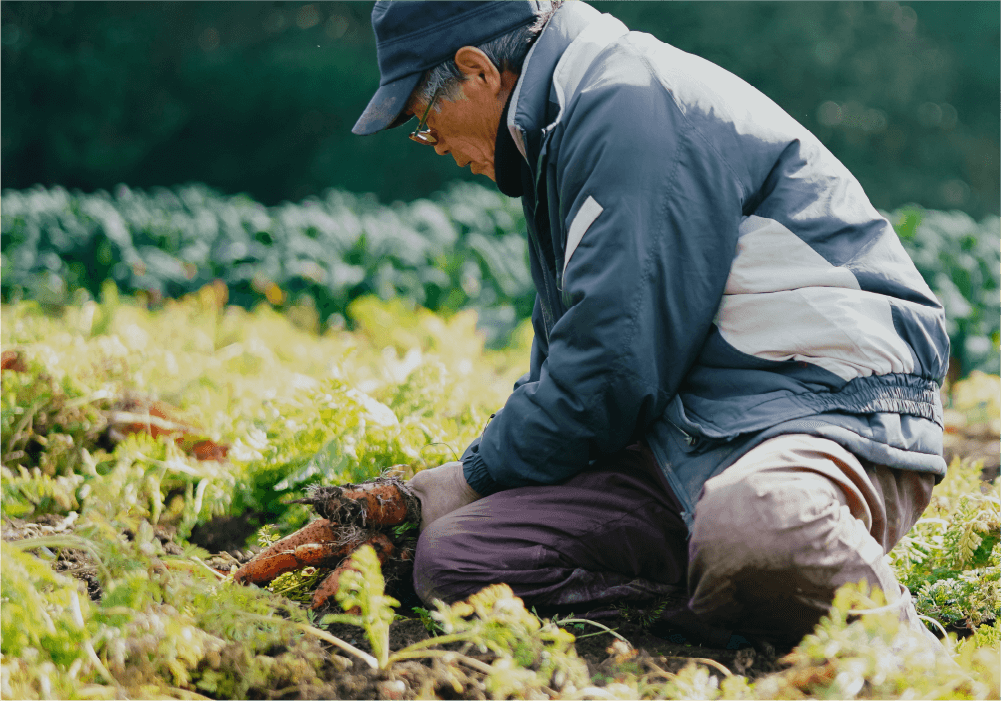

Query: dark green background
[[2, 1, 998, 216]]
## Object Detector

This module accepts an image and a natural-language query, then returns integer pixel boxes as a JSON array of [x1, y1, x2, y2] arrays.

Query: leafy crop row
[[1, 183, 533, 346], [2, 183, 998, 370]]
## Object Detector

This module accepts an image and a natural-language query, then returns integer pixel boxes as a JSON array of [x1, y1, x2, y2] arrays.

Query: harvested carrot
[[232, 519, 340, 585], [293, 479, 418, 527], [189, 438, 229, 461], [310, 533, 395, 611], [340, 485, 409, 525], [113, 398, 186, 440], [232, 551, 301, 585], [109, 396, 230, 461], [293, 540, 357, 567]]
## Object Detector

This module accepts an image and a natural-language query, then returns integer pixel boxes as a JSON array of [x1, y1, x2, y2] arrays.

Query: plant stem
[[9, 534, 111, 581], [917, 614, 950, 641], [662, 656, 733, 677], [294, 622, 380, 670], [239, 612, 380, 670], [390, 648, 493, 674], [387, 631, 476, 663], [555, 618, 631, 645], [188, 555, 227, 580]]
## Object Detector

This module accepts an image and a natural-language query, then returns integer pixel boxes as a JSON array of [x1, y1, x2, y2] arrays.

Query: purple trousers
[[412, 436, 934, 645]]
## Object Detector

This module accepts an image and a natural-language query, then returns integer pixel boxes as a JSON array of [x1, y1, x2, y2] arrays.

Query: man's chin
[[470, 163, 496, 181]]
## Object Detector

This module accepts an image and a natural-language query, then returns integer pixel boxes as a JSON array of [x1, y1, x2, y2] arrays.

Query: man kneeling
[[351, 1, 949, 647]]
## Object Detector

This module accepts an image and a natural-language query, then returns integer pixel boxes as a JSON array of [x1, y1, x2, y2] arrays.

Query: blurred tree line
[[1, 1, 998, 216]]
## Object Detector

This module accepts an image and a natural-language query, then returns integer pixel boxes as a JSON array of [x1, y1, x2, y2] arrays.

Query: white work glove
[[408, 461, 482, 531]]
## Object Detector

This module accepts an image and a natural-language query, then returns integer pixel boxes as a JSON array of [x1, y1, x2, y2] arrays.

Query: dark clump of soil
[[1, 513, 106, 599], [189, 510, 263, 553], [53, 548, 105, 600], [569, 617, 788, 681]]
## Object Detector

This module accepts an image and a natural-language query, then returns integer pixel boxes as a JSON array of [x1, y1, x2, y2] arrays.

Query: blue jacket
[[461, 2, 949, 528]]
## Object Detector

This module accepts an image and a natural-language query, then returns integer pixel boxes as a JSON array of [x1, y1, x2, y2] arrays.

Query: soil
[[943, 430, 1000, 483], [189, 509, 263, 555]]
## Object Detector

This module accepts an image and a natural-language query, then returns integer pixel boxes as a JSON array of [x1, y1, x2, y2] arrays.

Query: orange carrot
[[188, 438, 229, 461], [232, 551, 300, 585], [310, 533, 395, 611], [295, 482, 412, 526], [340, 484, 409, 525], [232, 519, 340, 585], [293, 540, 357, 567]]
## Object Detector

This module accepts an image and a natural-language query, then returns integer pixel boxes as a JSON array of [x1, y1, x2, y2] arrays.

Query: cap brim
[[352, 72, 423, 135]]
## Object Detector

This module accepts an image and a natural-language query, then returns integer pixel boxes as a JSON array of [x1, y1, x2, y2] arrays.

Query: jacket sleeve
[[463, 79, 745, 495]]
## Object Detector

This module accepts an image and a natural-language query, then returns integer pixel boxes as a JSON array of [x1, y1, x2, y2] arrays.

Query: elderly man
[[352, 1, 949, 648]]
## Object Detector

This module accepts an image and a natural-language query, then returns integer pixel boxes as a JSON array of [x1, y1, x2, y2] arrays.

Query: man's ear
[[453, 46, 502, 95]]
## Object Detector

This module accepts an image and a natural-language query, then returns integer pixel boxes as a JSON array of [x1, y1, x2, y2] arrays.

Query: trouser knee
[[412, 519, 479, 605], [688, 466, 891, 642]]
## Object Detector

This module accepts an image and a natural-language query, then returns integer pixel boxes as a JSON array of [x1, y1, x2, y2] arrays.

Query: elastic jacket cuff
[[462, 451, 500, 497]]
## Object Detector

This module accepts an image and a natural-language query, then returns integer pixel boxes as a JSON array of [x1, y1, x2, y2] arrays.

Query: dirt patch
[[189, 510, 263, 554], [943, 434, 1001, 483], [573, 618, 786, 679], [53, 546, 104, 600]]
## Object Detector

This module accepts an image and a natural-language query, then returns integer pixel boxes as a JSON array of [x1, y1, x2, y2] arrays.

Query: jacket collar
[[494, 89, 528, 197], [506, 1, 604, 163]]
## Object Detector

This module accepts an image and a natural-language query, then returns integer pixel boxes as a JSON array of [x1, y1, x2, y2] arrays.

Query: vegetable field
[[2, 289, 998, 699], [3, 183, 999, 368]]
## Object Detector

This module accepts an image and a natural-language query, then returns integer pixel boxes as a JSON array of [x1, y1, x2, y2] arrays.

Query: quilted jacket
[[461, 2, 950, 528]]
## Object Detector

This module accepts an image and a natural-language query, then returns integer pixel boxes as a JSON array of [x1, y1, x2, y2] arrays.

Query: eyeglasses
[[408, 90, 439, 145]]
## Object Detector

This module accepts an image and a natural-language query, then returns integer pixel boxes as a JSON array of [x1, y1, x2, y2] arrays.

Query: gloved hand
[[408, 461, 482, 530], [230, 466, 482, 609]]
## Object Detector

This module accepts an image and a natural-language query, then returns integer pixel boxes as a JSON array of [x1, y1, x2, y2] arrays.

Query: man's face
[[406, 47, 518, 182]]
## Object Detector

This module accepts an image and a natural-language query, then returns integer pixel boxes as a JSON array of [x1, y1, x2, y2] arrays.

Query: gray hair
[[414, 1, 563, 106]]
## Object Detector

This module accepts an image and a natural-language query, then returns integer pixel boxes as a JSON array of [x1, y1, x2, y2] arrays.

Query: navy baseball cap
[[352, 1, 548, 136]]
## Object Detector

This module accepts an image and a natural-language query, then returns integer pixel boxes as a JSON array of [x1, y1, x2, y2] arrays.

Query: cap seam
[[379, 16, 538, 86], [377, 3, 518, 49]]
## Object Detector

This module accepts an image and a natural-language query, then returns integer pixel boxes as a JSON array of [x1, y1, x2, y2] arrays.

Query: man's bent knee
[[412, 515, 482, 605], [690, 466, 849, 575], [688, 460, 879, 640]]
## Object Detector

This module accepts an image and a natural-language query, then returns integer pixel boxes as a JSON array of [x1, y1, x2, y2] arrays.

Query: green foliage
[[750, 582, 999, 700], [322, 570, 591, 695], [424, 583, 586, 683], [3, 182, 997, 372], [2, 294, 998, 699], [1, 518, 337, 700], [892, 208, 1001, 373], [891, 457, 1001, 630], [0, 182, 531, 344], [412, 606, 444, 636], [957, 620, 1001, 655], [2, 292, 528, 536], [1, 365, 236, 532], [0, 543, 92, 665]]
